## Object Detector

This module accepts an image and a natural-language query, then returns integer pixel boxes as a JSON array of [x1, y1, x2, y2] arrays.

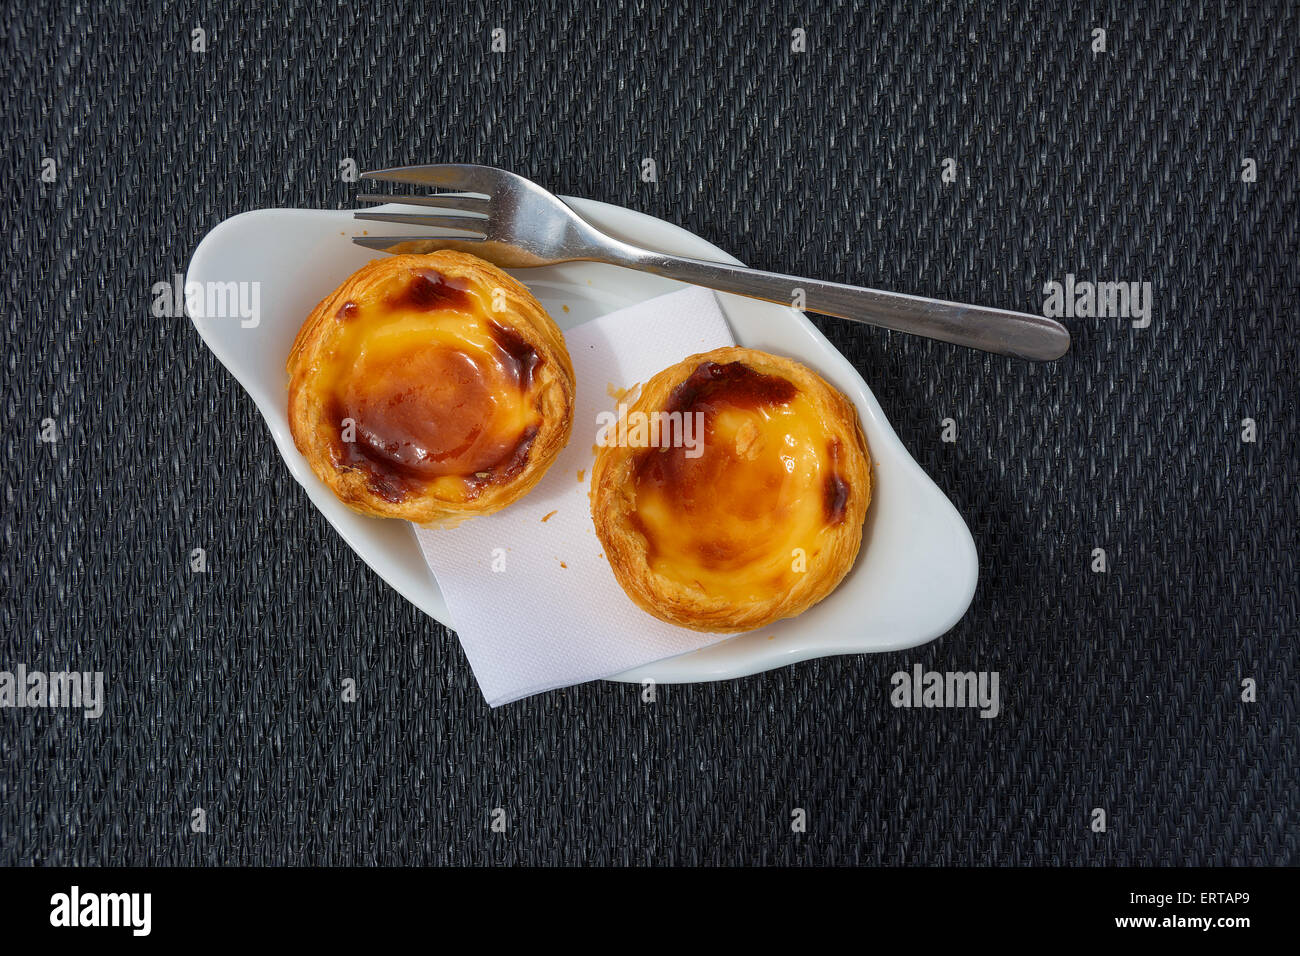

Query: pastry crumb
[[734, 420, 760, 459], [541, 510, 557, 522], [606, 381, 641, 403], [577, 469, 585, 482], [562, 304, 570, 313], [560, 561, 567, 569]]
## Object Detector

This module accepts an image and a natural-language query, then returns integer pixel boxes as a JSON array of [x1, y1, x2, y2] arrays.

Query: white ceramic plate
[[187, 198, 977, 683]]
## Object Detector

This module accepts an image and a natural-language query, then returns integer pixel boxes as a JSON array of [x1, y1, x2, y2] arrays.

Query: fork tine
[[360, 163, 499, 193], [352, 235, 485, 252], [352, 211, 488, 232], [356, 192, 489, 213]]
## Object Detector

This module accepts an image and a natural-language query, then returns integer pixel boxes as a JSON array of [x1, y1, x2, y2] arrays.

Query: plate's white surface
[[187, 199, 978, 683]]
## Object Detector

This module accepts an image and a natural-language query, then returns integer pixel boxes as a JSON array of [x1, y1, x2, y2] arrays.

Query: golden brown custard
[[629, 361, 849, 605], [316, 268, 544, 504]]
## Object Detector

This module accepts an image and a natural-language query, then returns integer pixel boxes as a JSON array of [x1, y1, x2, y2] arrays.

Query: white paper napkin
[[414, 286, 738, 706]]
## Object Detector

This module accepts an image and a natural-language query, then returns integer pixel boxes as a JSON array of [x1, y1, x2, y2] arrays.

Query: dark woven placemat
[[1, 0, 1295, 866]]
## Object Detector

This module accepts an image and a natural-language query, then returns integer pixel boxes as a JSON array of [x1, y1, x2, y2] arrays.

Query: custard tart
[[590, 346, 871, 632], [287, 251, 574, 525]]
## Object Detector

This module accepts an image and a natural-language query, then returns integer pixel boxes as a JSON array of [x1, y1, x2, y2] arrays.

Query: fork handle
[[596, 245, 1069, 361]]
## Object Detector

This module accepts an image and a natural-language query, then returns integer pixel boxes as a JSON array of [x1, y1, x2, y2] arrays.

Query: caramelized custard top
[[629, 361, 850, 603], [316, 267, 543, 503]]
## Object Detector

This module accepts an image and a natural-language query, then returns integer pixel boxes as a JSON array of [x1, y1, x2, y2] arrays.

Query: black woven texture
[[1, 0, 1296, 866]]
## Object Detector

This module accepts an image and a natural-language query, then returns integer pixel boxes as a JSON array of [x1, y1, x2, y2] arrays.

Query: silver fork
[[353, 164, 1070, 361]]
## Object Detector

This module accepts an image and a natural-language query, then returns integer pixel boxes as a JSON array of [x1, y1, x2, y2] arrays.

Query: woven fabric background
[[1, 0, 1296, 866]]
